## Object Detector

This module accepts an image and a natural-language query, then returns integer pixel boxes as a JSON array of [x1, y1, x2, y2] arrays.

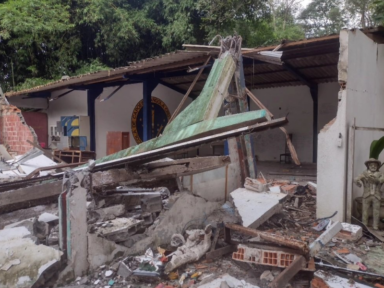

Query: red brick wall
[[0, 105, 36, 154]]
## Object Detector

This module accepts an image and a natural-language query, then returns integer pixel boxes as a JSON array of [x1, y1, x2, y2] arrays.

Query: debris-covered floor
[[2, 173, 384, 288]]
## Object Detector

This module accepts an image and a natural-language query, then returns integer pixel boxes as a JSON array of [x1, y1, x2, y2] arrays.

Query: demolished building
[[0, 27, 384, 288]]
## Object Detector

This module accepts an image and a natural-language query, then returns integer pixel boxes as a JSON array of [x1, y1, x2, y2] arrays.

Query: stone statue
[[355, 158, 384, 230]]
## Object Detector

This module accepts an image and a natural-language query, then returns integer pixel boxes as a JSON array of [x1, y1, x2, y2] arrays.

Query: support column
[[87, 87, 103, 152], [236, 56, 257, 178], [310, 85, 318, 163], [143, 79, 158, 142]]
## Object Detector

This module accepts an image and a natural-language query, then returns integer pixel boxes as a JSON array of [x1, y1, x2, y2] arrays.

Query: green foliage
[[72, 59, 111, 76], [373, 0, 384, 24], [298, 0, 347, 37], [14, 77, 58, 92], [0, 0, 348, 92], [370, 136, 384, 159]]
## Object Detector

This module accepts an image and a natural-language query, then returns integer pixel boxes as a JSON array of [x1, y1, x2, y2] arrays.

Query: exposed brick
[[281, 184, 298, 195], [0, 104, 36, 155], [311, 277, 330, 288]]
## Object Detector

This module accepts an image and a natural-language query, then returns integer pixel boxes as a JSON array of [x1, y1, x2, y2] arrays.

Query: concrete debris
[[310, 221, 342, 256], [93, 204, 126, 221], [260, 270, 274, 281], [336, 222, 363, 241], [313, 270, 371, 288], [0, 259, 21, 271], [165, 225, 213, 273], [244, 177, 268, 192], [38, 212, 59, 224], [95, 217, 144, 242], [0, 226, 32, 241], [126, 193, 220, 255], [230, 188, 286, 229], [0, 229, 62, 287], [197, 274, 260, 288]]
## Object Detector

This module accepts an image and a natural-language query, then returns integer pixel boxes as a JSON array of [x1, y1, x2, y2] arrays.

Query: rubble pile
[[2, 171, 383, 288]]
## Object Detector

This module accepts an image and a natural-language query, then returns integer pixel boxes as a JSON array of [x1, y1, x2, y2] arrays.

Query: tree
[[298, 0, 347, 37], [373, 0, 384, 24], [268, 0, 305, 42], [346, 0, 375, 28], [0, 0, 77, 90], [0, 0, 308, 92]]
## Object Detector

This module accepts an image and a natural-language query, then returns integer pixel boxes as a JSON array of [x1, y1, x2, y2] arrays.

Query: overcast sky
[[301, 0, 312, 8]]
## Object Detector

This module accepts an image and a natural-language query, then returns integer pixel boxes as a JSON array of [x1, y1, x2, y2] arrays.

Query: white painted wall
[[345, 30, 384, 201], [94, 83, 191, 158], [317, 90, 348, 221], [317, 29, 384, 221], [45, 89, 88, 148], [249, 83, 339, 163]]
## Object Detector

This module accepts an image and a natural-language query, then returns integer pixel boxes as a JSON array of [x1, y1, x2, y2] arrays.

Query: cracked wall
[[317, 29, 384, 221]]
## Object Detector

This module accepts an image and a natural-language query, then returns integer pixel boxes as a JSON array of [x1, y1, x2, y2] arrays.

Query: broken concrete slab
[[336, 222, 363, 242], [230, 188, 286, 228], [0, 226, 31, 241], [96, 217, 144, 242], [0, 180, 62, 214], [197, 273, 260, 288], [0, 236, 62, 287], [244, 177, 268, 192], [4, 217, 36, 235], [38, 212, 59, 224], [93, 204, 126, 221], [126, 193, 220, 255], [88, 233, 129, 271], [310, 221, 342, 256]]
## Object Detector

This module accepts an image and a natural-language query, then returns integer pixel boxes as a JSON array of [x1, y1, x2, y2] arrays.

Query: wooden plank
[[210, 228, 222, 252], [225, 223, 308, 254], [246, 88, 300, 165], [92, 156, 231, 187], [26, 162, 86, 179], [206, 245, 236, 260], [168, 56, 211, 124], [269, 256, 306, 288], [346, 119, 356, 223], [0, 181, 62, 208]]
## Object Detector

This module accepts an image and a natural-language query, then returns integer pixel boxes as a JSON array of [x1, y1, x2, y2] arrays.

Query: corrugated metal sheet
[[5, 51, 210, 97], [6, 33, 345, 97]]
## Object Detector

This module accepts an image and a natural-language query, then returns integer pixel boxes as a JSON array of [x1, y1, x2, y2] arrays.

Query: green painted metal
[[94, 110, 267, 165], [163, 52, 236, 135]]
